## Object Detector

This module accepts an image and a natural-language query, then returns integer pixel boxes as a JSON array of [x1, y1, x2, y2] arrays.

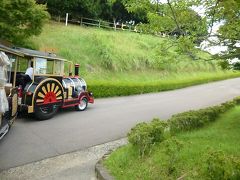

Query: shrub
[[202, 150, 240, 180], [233, 96, 240, 104], [221, 100, 237, 112], [128, 122, 152, 157], [169, 99, 238, 134], [127, 118, 168, 157], [162, 138, 184, 175]]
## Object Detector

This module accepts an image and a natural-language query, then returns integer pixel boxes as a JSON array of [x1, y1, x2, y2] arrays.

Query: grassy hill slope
[[30, 22, 240, 97]]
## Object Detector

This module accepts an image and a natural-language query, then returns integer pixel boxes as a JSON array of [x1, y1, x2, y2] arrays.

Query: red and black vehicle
[[0, 44, 94, 120]]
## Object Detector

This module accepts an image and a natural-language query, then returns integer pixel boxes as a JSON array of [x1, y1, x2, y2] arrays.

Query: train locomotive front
[[22, 58, 94, 120]]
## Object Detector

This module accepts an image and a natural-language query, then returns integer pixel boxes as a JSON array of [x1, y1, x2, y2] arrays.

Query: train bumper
[[88, 92, 94, 104]]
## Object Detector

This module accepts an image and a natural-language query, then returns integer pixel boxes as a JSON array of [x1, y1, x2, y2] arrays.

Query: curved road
[[1, 78, 240, 171]]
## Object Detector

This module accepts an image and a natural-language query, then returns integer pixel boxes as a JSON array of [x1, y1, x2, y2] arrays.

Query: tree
[[124, 0, 207, 38], [194, 0, 240, 60], [46, 0, 107, 19], [0, 0, 49, 44], [101, 0, 132, 22], [45, 0, 145, 24], [123, 0, 207, 59], [46, 0, 79, 18]]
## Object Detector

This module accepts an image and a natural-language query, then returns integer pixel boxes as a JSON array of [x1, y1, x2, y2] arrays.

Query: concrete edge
[[95, 151, 115, 180]]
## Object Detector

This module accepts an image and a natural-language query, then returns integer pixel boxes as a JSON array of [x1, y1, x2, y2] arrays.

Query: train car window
[[17, 57, 28, 72], [36, 58, 62, 75], [55, 60, 64, 75], [47, 60, 54, 74], [35, 58, 47, 74]]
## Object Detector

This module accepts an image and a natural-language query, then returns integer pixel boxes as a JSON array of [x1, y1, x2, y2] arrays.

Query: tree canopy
[[39, 0, 146, 23], [123, 0, 240, 60], [203, 0, 240, 60], [0, 0, 49, 45]]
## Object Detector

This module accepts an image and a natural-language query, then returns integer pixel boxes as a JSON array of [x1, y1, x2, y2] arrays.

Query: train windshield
[[35, 58, 64, 76]]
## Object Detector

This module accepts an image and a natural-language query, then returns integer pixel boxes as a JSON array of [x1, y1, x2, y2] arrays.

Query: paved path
[[0, 138, 127, 180], [1, 78, 240, 171]]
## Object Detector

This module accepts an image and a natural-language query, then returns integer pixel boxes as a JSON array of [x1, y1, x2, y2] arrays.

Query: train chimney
[[75, 64, 80, 77]]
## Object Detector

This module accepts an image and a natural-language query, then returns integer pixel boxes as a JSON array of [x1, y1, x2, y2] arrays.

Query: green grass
[[29, 22, 240, 97], [104, 106, 240, 179], [31, 22, 214, 73]]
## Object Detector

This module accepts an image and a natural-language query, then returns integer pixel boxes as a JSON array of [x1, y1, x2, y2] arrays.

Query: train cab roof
[[0, 44, 24, 57], [0, 44, 66, 61]]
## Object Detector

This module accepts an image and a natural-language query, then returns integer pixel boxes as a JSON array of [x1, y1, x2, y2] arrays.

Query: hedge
[[127, 97, 240, 157], [169, 100, 237, 134], [88, 74, 240, 98]]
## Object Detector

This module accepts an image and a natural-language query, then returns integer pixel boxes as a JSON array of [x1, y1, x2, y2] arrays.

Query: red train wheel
[[34, 79, 63, 120], [75, 97, 88, 111]]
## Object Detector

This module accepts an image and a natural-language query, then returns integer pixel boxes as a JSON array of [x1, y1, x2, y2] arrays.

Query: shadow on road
[[16, 106, 95, 123]]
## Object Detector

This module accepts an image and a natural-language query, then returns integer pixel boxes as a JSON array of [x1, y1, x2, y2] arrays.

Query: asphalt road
[[1, 78, 240, 171]]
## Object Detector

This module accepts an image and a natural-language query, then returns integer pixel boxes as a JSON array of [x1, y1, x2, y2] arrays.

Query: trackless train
[[0, 44, 94, 122]]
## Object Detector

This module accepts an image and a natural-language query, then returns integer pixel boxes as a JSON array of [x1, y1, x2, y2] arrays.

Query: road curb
[[95, 152, 115, 180]]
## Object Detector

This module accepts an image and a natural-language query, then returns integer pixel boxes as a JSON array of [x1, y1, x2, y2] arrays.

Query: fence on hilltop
[[52, 15, 138, 33]]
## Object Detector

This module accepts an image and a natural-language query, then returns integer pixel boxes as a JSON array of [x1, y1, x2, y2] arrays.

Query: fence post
[[65, 13, 68, 26], [113, 19, 116, 31], [98, 20, 101, 28], [80, 17, 83, 26]]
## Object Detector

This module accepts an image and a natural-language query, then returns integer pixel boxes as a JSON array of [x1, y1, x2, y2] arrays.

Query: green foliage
[[41, 0, 105, 18], [218, 60, 231, 70], [104, 105, 240, 180], [88, 72, 240, 98], [202, 150, 240, 180], [44, 0, 140, 23], [169, 100, 237, 134], [162, 138, 184, 175], [233, 62, 240, 70], [127, 118, 168, 157], [0, 0, 49, 44], [176, 36, 197, 56], [124, 0, 208, 61], [146, 12, 175, 33], [126, 0, 240, 60], [126, 0, 207, 38], [197, 0, 240, 60]]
